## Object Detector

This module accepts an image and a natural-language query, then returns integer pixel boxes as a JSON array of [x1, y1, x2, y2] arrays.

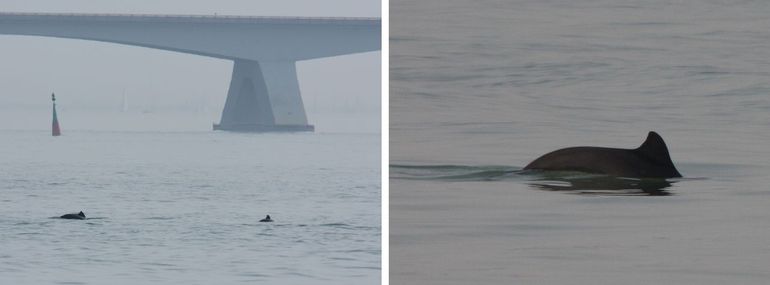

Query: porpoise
[[524, 131, 682, 178]]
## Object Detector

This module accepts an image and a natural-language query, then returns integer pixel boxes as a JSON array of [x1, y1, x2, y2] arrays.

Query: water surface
[[0, 130, 380, 284], [391, 0, 770, 284]]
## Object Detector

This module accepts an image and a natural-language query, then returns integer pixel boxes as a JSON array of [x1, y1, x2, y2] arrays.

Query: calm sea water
[[0, 129, 380, 284], [391, 0, 770, 284]]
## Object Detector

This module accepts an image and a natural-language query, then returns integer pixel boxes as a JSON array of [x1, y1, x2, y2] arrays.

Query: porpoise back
[[60, 211, 86, 220], [523, 131, 682, 178]]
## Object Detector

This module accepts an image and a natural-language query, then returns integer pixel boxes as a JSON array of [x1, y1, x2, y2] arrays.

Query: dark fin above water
[[259, 215, 273, 222], [634, 131, 682, 177], [636, 132, 669, 159]]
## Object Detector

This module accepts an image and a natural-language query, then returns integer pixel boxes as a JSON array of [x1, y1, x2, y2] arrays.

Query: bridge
[[0, 12, 381, 132]]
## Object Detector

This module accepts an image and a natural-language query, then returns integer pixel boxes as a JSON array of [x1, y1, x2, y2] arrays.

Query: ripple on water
[[143, 217, 175, 220]]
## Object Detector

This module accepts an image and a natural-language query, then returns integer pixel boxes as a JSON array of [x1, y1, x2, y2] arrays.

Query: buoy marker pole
[[52, 93, 61, 136]]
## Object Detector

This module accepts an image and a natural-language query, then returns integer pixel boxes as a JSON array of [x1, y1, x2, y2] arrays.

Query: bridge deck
[[0, 12, 380, 26]]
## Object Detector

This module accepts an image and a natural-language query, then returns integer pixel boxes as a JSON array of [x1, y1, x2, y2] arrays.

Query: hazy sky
[[0, 1, 381, 133]]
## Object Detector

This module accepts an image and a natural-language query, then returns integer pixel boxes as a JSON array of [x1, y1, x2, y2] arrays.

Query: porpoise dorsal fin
[[635, 131, 674, 165]]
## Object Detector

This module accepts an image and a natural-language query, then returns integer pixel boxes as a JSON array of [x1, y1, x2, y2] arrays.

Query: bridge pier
[[1, 13, 379, 132], [215, 59, 314, 132]]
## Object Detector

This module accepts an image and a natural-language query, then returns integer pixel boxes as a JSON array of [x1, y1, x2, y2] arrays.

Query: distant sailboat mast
[[52, 93, 61, 136]]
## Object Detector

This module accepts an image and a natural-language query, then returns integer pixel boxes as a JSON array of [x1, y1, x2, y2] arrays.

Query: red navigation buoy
[[52, 93, 61, 136]]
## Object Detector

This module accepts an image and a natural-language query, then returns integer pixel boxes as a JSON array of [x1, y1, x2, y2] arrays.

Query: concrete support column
[[215, 59, 313, 132]]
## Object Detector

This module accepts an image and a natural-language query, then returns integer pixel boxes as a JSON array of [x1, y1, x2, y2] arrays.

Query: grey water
[[0, 129, 380, 284], [391, 0, 770, 284]]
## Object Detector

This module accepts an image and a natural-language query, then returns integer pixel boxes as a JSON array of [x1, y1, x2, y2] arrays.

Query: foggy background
[[0, 0, 381, 133]]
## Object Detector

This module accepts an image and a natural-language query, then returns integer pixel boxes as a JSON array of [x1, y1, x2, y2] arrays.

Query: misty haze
[[0, 1, 381, 284], [0, 0, 380, 133]]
